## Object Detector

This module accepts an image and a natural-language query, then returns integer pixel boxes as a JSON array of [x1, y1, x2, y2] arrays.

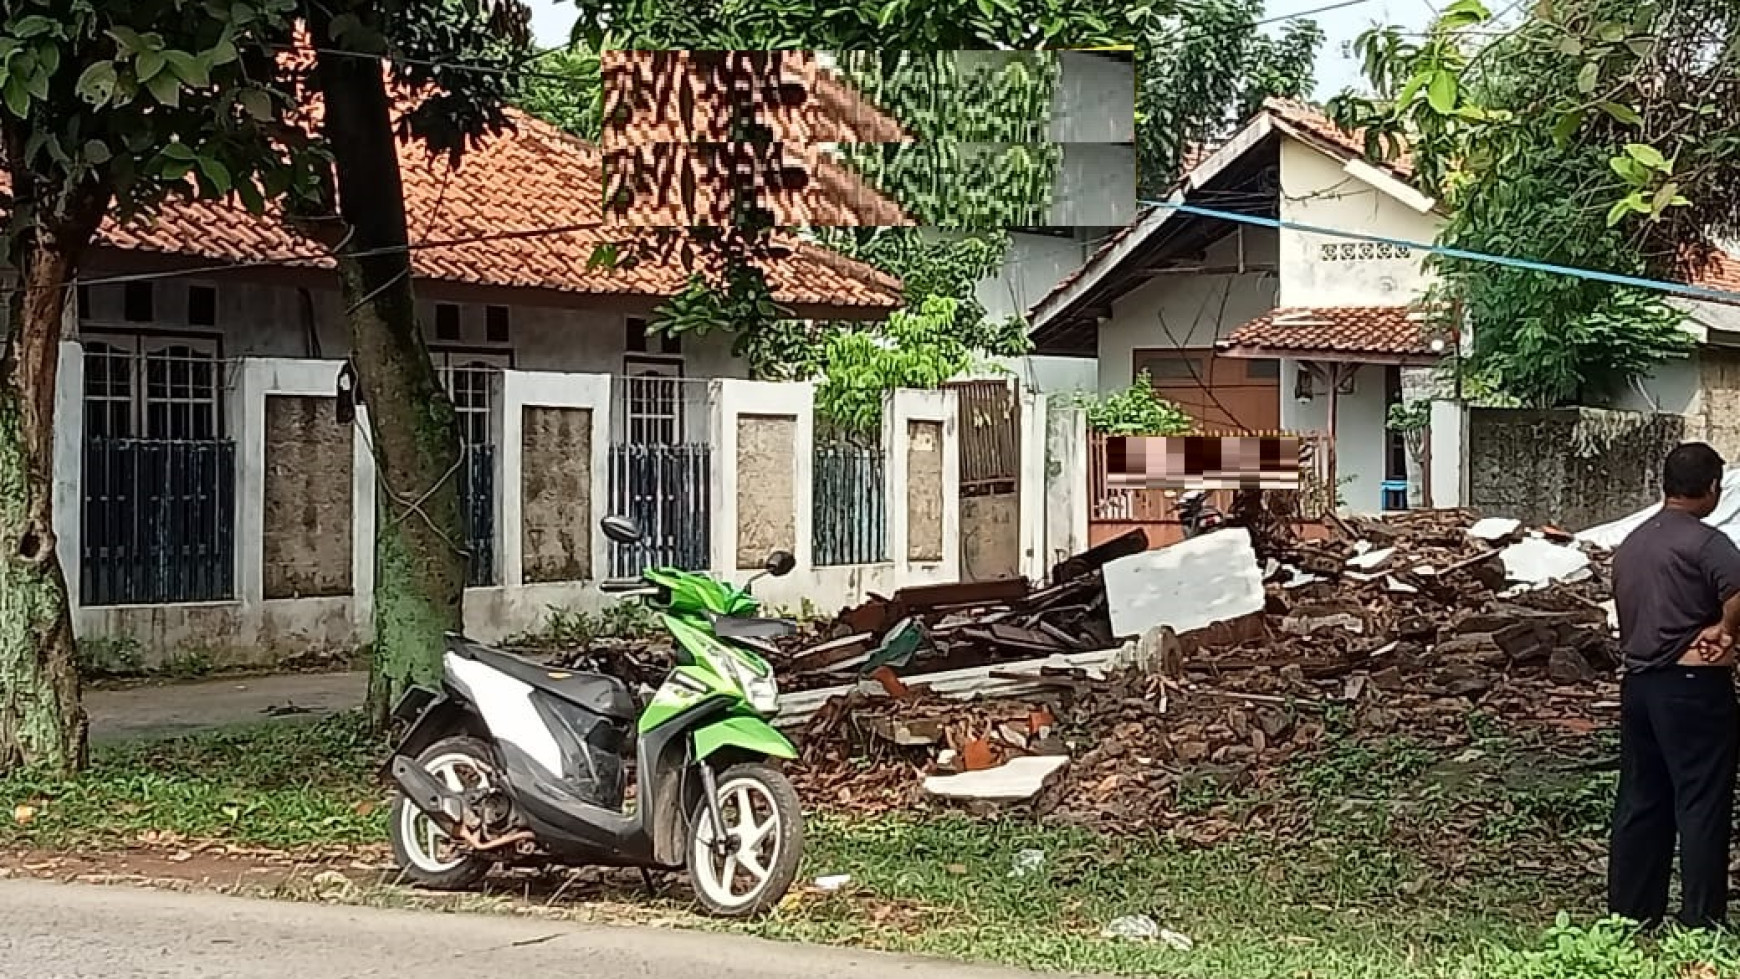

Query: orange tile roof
[[1262, 98, 1414, 178], [602, 142, 913, 227], [45, 46, 905, 317], [600, 50, 910, 146], [1218, 306, 1438, 358], [1691, 249, 1740, 298]]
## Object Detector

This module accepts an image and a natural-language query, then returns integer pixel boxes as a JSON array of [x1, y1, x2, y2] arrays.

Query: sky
[[523, 0, 1441, 97]]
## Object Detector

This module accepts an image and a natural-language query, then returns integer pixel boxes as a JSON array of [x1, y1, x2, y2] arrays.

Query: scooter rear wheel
[[388, 735, 496, 891], [686, 763, 804, 918]]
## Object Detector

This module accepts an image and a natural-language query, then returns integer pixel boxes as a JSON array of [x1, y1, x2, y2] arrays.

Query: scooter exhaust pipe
[[390, 756, 467, 835]]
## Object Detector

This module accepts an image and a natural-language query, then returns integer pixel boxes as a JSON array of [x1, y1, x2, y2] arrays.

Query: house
[[42, 55, 929, 669], [1026, 99, 1445, 515]]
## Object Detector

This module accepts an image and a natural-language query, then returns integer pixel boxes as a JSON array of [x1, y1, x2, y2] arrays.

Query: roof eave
[[1216, 343, 1441, 367]]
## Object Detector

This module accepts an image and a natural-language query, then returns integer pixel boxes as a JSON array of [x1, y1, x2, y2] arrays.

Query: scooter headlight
[[723, 650, 782, 716]]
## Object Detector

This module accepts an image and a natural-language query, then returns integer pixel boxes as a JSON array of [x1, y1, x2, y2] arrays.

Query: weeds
[[516, 602, 661, 650]]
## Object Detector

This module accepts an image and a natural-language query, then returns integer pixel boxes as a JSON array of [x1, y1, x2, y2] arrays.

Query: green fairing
[[693, 712, 798, 762], [637, 663, 726, 734]]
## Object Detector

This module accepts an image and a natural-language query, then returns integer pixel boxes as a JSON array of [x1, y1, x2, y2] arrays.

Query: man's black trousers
[[1608, 665, 1737, 930]]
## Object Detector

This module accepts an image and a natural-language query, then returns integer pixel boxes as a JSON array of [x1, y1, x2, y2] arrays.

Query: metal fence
[[81, 438, 235, 606], [608, 442, 711, 576], [813, 440, 888, 565], [459, 443, 496, 588], [948, 378, 1020, 494]]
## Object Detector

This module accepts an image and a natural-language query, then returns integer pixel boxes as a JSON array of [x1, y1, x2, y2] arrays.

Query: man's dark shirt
[[1613, 508, 1740, 671]]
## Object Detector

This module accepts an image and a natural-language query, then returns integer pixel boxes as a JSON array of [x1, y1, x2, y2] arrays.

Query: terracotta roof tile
[[602, 142, 912, 228], [1691, 249, 1740, 297], [600, 50, 910, 147], [1262, 98, 1414, 177], [1218, 306, 1437, 357], [39, 46, 905, 316]]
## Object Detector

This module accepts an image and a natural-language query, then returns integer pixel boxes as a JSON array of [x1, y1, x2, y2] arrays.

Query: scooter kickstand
[[639, 867, 659, 896]]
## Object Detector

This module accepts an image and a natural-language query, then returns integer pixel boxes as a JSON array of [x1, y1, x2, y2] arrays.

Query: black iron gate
[[607, 442, 710, 576], [81, 438, 236, 606], [458, 443, 497, 588]]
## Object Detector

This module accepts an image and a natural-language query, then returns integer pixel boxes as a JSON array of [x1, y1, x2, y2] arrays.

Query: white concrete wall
[[1043, 401, 1090, 576], [1428, 398, 1466, 508], [1050, 52, 1135, 144], [58, 350, 1019, 661], [1096, 228, 1280, 390], [1051, 142, 1138, 228], [977, 228, 1109, 324], [1277, 139, 1443, 308], [1617, 352, 1702, 416], [1279, 361, 1391, 513], [74, 276, 747, 379]]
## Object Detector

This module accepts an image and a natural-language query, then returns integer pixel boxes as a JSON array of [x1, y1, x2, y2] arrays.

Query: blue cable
[[1133, 198, 1740, 307]]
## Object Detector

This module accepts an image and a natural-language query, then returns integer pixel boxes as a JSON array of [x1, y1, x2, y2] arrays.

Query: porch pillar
[[52, 340, 83, 612]]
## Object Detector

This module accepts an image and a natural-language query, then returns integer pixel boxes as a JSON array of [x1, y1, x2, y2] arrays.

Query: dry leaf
[[13, 803, 37, 826]]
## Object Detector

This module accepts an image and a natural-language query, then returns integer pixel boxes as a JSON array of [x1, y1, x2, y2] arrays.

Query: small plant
[[520, 601, 661, 651], [75, 635, 144, 679], [1460, 913, 1738, 979], [1075, 371, 1193, 436]]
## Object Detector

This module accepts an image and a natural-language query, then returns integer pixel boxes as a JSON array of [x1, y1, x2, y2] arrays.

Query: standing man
[[1609, 441, 1740, 930]]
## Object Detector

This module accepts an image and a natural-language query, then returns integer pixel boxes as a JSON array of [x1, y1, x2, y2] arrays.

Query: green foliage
[[1329, 0, 1699, 407], [521, 601, 661, 649], [1385, 398, 1430, 433], [0, 0, 316, 233], [1136, 0, 1324, 196], [513, 41, 603, 141], [1076, 371, 1193, 435], [566, 0, 1130, 52], [833, 51, 1062, 228], [745, 228, 1031, 428], [1457, 914, 1738, 979], [815, 296, 988, 432]]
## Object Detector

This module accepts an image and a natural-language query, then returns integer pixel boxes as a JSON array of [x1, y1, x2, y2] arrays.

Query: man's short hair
[[1664, 442, 1726, 498]]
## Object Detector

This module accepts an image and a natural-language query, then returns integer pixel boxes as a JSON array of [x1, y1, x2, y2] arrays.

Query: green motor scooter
[[385, 514, 803, 917]]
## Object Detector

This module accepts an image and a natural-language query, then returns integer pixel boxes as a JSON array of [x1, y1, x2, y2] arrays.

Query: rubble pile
[[788, 508, 1622, 833], [772, 531, 1147, 693]]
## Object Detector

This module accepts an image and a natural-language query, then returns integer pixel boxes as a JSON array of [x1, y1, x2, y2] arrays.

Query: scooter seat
[[463, 644, 638, 720], [712, 615, 797, 641]]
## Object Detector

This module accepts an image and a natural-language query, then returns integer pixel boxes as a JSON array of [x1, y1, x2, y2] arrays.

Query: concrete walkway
[[86, 671, 368, 742], [3, 878, 1056, 979]]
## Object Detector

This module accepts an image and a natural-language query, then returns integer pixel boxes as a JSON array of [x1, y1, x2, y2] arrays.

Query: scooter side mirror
[[764, 550, 796, 577], [600, 514, 642, 545]]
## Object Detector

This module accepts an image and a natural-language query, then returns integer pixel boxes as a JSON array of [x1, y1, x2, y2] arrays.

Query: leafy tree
[[1327, 0, 1702, 407], [1077, 371, 1193, 435], [813, 295, 1026, 434], [515, 41, 601, 140], [298, 0, 535, 724], [1137, 0, 1325, 196], [0, 0, 314, 772]]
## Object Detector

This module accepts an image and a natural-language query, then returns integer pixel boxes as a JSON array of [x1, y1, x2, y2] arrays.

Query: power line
[[1135, 197, 1740, 306]]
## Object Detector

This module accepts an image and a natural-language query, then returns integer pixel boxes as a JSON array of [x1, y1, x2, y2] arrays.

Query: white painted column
[[707, 378, 816, 577], [497, 370, 612, 588], [1017, 390, 1048, 584], [1428, 398, 1466, 509], [888, 387, 961, 585], [52, 341, 83, 611], [1043, 402, 1090, 577]]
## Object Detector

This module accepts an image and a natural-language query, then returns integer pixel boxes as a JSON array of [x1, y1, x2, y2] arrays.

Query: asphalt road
[[0, 879, 1055, 979]]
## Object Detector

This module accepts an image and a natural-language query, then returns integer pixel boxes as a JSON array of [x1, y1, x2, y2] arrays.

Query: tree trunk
[[0, 169, 106, 774], [315, 47, 467, 728]]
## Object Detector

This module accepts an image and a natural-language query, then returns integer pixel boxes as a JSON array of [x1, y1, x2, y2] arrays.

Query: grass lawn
[[2, 714, 1737, 979]]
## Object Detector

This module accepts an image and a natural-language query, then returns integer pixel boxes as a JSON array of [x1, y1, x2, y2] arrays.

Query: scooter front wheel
[[686, 763, 804, 918]]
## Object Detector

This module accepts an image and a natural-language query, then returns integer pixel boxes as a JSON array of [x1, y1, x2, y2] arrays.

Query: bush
[[1077, 371, 1193, 435], [1460, 914, 1738, 979]]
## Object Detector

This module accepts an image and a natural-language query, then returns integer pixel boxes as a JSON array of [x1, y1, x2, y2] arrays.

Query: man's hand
[[1691, 623, 1736, 664]]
